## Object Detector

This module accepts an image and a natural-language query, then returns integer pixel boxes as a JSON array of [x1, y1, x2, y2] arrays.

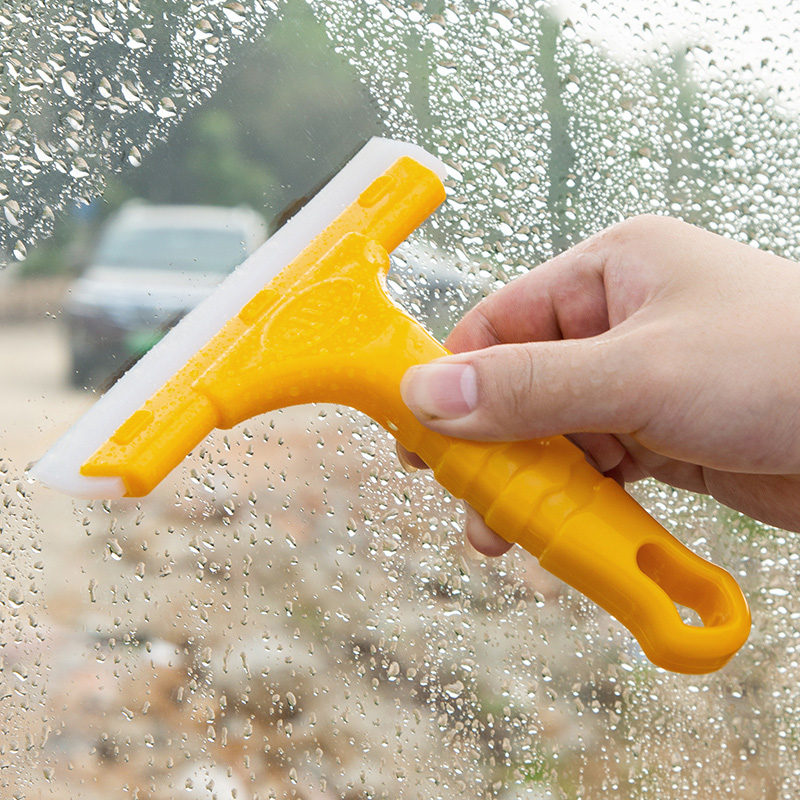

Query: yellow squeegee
[[30, 138, 750, 674]]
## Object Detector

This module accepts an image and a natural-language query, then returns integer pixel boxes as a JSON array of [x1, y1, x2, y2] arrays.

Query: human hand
[[399, 215, 800, 554]]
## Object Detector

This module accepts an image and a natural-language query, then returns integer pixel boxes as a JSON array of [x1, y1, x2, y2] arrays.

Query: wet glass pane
[[3, 0, 800, 798]]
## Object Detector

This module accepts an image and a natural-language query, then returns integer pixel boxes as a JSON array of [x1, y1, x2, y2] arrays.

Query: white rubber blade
[[29, 138, 448, 499]]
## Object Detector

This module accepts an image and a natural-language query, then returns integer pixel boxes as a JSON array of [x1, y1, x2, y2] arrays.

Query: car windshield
[[94, 226, 248, 273]]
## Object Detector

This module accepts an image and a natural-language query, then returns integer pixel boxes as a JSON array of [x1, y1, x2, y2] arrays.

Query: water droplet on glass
[[59, 70, 77, 97], [222, 2, 247, 24], [127, 28, 147, 50], [444, 680, 464, 699], [7, 585, 23, 606], [194, 19, 214, 41], [69, 157, 90, 178], [107, 538, 123, 561], [97, 76, 113, 99], [4, 200, 20, 226], [65, 109, 85, 131], [157, 97, 177, 119]]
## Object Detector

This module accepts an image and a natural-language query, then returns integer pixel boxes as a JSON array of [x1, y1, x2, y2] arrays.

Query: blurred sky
[[560, 0, 800, 111]]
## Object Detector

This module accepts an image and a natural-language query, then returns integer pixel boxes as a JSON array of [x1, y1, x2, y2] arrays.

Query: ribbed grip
[[426, 432, 749, 673], [373, 313, 751, 674], [427, 435, 596, 558]]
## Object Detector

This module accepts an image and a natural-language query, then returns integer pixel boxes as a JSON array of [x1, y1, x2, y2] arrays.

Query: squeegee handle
[[368, 312, 751, 674]]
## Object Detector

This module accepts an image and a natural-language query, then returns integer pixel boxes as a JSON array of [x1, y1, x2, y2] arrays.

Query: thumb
[[399, 338, 638, 441]]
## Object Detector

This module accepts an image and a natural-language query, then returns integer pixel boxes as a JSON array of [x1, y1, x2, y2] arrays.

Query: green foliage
[[22, 0, 381, 274], [16, 215, 86, 277], [19, 0, 783, 277], [116, 108, 281, 209], [15, 238, 70, 277], [105, 0, 381, 224]]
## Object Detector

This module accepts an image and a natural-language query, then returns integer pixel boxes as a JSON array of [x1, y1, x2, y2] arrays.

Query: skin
[[398, 214, 800, 556]]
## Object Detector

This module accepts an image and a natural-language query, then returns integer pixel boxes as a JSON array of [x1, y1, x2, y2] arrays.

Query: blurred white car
[[64, 202, 267, 388]]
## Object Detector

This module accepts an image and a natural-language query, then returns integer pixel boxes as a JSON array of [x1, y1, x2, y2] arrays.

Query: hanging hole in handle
[[674, 605, 703, 628], [636, 542, 730, 628]]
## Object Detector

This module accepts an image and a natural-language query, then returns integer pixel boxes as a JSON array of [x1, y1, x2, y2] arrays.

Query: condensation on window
[[0, 0, 281, 260], [3, 0, 800, 798]]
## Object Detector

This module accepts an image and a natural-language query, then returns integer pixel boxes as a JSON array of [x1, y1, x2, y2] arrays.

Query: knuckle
[[599, 213, 685, 251], [471, 301, 504, 347], [498, 346, 538, 420], [445, 296, 503, 351]]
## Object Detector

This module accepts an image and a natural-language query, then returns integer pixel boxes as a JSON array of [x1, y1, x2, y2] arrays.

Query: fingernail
[[401, 362, 478, 420]]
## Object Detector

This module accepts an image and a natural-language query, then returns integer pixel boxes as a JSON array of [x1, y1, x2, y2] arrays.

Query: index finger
[[445, 247, 611, 354]]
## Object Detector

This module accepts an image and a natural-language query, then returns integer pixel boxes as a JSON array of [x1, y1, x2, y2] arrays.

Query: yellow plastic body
[[82, 156, 751, 673]]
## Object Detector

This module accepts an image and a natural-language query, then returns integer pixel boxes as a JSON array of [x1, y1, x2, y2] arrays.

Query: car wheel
[[68, 343, 98, 390]]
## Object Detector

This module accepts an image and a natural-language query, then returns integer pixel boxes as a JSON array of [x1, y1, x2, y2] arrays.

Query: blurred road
[[1, 318, 93, 470], [0, 318, 101, 639]]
